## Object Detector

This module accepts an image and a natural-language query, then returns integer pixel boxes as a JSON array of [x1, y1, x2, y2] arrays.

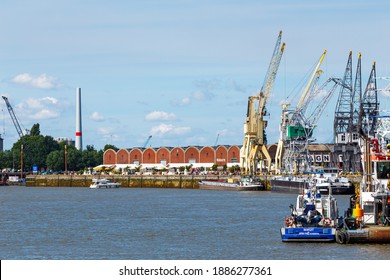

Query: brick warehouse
[[103, 143, 337, 169], [103, 145, 241, 168]]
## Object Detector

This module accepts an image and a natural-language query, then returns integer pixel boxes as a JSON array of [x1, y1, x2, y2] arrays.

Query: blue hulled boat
[[280, 184, 339, 242]]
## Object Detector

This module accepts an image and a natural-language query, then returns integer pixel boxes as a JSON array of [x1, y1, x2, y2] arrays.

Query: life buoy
[[323, 217, 332, 227], [285, 217, 294, 227]]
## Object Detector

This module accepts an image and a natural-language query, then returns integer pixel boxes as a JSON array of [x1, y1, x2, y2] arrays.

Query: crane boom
[[307, 77, 342, 126], [143, 135, 152, 148], [2, 96, 24, 139], [297, 50, 327, 109], [258, 31, 285, 115]]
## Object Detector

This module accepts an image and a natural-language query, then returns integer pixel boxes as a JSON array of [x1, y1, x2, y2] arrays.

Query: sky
[[1, 0, 390, 151]]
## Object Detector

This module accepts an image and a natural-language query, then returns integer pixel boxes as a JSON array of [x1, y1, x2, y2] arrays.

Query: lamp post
[[20, 144, 23, 180], [64, 145, 68, 175]]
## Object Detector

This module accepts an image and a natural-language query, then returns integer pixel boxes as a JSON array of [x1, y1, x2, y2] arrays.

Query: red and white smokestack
[[75, 87, 83, 150]]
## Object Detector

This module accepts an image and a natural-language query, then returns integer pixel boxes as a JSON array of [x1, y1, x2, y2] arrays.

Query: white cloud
[[11, 73, 60, 89], [173, 91, 214, 106], [91, 112, 105, 122], [150, 123, 191, 136], [30, 109, 59, 120], [179, 96, 191, 105], [145, 111, 177, 121], [42, 97, 59, 105], [97, 127, 120, 141], [15, 97, 65, 120]]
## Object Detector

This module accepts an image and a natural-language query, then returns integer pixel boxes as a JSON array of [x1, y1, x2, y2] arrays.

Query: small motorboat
[[89, 178, 120, 189]]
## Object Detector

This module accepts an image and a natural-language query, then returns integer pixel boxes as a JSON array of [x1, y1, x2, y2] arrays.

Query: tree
[[12, 133, 60, 171], [65, 145, 83, 171], [46, 150, 64, 171], [30, 123, 41, 136], [0, 150, 13, 171], [2, 123, 105, 173], [104, 144, 118, 151], [81, 145, 102, 169]]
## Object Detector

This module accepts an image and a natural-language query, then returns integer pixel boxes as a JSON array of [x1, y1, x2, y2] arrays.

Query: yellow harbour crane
[[241, 31, 285, 175]]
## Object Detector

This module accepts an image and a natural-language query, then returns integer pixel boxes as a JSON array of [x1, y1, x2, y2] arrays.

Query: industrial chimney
[[75, 87, 83, 150]]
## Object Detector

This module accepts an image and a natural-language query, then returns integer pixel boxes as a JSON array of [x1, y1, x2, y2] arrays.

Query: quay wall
[[25, 174, 239, 189], [24, 174, 361, 191]]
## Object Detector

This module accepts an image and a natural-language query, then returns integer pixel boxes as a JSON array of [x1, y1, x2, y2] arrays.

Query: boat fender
[[323, 217, 332, 227], [285, 217, 294, 227], [335, 230, 346, 244], [336, 230, 350, 244]]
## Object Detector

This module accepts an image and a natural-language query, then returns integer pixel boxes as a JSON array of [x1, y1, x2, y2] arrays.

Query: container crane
[[2, 96, 25, 139], [240, 31, 285, 175]]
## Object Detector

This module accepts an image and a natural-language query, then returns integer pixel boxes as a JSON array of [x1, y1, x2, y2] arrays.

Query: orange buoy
[[352, 203, 364, 220]]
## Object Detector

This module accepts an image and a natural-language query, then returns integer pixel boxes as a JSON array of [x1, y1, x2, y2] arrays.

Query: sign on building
[[315, 154, 323, 163], [323, 154, 330, 162]]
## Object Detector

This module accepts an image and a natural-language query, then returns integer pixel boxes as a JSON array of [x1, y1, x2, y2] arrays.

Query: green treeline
[[0, 123, 112, 173]]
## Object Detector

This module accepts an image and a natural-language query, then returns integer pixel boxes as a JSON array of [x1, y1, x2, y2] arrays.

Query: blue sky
[[1, 0, 390, 150]]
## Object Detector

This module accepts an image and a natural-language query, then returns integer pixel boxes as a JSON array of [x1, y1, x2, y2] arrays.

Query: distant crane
[[240, 31, 285, 175], [143, 135, 152, 148], [2, 95, 27, 179], [214, 133, 219, 146], [2, 96, 25, 139]]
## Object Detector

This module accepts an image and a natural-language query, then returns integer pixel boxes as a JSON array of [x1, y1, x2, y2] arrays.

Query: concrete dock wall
[[25, 175, 241, 189]]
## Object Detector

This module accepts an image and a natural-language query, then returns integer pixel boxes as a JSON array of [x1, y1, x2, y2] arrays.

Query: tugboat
[[336, 135, 390, 244], [280, 184, 339, 242]]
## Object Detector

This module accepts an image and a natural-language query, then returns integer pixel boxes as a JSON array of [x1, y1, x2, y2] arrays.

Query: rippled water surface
[[1, 186, 390, 260]]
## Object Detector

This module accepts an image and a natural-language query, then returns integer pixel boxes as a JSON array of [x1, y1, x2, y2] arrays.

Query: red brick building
[[103, 145, 241, 167]]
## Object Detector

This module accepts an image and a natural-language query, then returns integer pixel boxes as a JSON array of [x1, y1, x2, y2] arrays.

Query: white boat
[[280, 185, 339, 242], [89, 178, 120, 189], [311, 168, 354, 195]]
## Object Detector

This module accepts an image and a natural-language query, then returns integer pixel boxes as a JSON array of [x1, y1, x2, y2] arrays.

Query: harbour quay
[[25, 174, 240, 189], [23, 174, 360, 190]]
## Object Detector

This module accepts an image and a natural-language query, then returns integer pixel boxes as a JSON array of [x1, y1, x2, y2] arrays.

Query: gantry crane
[[240, 31, 285, 175], [359, 61, 379, 138], [333, 52, 364, 173]]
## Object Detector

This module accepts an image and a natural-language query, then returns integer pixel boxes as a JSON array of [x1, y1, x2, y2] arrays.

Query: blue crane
[[143, 135, 152, 148]]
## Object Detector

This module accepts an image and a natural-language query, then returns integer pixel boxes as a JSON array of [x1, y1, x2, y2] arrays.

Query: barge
[[199, 177, 264, 191]]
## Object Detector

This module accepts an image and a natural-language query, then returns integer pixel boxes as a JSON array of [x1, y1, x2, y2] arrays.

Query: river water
[[1, 186, 390, 260]]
